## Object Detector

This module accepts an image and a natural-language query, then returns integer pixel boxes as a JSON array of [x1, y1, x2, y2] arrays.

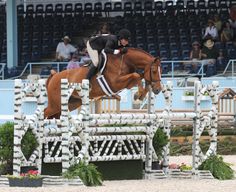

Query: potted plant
[[8, 170, 42, 187], [63, 161, 103, 186], [152, 129, 169, 169]]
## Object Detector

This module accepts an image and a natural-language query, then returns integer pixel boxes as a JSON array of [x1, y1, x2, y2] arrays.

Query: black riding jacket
[[89, 34, 128, 54]]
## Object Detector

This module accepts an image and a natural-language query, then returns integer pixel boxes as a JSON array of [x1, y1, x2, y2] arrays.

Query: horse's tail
[[45, 73, 55, 90]]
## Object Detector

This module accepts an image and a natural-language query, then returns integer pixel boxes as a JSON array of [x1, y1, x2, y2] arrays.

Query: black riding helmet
[[118, 29, 131, 40]]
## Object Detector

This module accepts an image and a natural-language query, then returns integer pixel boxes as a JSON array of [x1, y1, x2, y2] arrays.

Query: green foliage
[[0, 122, 14, 174], [22, 130, 39, 160], [0, 122, 38, 175], [199, 155, 234, 180], [170, 136, 236, 156], [179, 163, 192, 171], [63, 161, 103, 186], [153, 129, 169, 159]]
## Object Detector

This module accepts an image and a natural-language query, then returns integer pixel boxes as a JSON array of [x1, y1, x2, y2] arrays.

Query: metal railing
[[6, 59, 236, 80], [161, 60, 205, 78], [0, 63, 6, 80], [222, 59, 236, 77], [9, 61, 68, 79]]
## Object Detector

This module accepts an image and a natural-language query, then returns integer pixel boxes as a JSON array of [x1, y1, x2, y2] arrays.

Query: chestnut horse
[[44, 48, 162, 119]]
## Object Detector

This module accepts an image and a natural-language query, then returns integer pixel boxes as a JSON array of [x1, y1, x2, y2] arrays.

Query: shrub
[[63, 161, 103, 186], [153, 129, 169, 160], [0, 122, 38, 175], [198, 155, 234, 180]]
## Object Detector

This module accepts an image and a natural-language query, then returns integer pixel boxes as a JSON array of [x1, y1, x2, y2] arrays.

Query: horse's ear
[[154, 57, 160, 62]]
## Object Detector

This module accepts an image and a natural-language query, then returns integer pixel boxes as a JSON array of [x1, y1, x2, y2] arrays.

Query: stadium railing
[[222, 59, 236, 77], [6, 59, 236, 80], [0, 63, 6, 80]]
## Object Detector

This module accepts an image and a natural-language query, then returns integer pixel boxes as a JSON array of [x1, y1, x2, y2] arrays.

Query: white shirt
[[203, 26, 218, 39], [56, 42, 76, 59]]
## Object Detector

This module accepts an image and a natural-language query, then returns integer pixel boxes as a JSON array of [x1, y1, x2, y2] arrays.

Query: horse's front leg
[[116, 72, 141, 89], [134, 80, 150, 100]]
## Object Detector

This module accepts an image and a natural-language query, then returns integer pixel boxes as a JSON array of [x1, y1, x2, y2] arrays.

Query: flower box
[[8, 169, 42, 187], [8, 177, 42, 187]]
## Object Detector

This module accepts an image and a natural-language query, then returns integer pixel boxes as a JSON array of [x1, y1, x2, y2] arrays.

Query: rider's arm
[[104, 40, 119, 54]]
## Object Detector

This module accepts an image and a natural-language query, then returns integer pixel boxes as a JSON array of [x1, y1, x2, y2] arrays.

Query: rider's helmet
[[118, 29, 131, 40]]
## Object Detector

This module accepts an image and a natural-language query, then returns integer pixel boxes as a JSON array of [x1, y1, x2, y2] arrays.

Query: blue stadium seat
[[134, 2, 143, 16], [64, 3, 73, 14], [74, 3, 83, 17], [227, 49, 236, 59], [144, 1, 153, 16], [154, 1, 164, 16], [124, 2, 133, 17], [113, 2, 122, 12], [94, 2, 103, 17], [26, 4, 34, 15]]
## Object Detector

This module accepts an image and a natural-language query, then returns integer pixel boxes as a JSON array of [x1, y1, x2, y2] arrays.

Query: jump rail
[[13, 78, 219, 178]]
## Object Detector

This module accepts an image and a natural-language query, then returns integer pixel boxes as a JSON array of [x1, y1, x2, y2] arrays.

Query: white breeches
[[86, 41, 99, 67]]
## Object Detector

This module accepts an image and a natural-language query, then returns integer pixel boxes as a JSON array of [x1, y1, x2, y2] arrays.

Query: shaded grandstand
[[0, 0, 236, 78]]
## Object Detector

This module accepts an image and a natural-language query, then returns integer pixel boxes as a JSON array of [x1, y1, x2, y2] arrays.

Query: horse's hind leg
[[68, 95, 82, 111], [44, 107, 61, 119]]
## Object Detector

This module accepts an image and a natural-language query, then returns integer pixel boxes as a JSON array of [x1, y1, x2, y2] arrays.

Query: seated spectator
[[55, 36, 76, 62], [220, 21, 234, 43], [189, 41, 202, 73], [229, 5, 236, 40], [203, 19, 218, 40], [80, 48, 92, 64], [213, 14, 222, 34], [67, 54, 82, 70], [217, 49, 227, 70], [201, 39, 219, 76]]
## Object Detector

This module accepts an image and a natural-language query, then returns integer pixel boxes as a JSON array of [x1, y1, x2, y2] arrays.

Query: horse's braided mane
[[128, 47, 154, 58]]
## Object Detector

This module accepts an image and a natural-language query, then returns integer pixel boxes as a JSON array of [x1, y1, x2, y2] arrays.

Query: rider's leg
[[86, 64, 97, 80], [86, 41, 99, 80]]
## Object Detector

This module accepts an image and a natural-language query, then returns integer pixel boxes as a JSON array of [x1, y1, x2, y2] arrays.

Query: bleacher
[[0, 0, 236, 78]]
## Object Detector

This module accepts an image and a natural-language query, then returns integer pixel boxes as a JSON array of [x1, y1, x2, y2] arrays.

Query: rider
[[86, 28, 131, 80]]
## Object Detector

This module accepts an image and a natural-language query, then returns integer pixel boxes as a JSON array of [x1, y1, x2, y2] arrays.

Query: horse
[[44, 48, 162, 119]]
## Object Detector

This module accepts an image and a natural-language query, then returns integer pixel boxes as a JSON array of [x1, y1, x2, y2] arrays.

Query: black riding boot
[[86, 65, 97, 80]]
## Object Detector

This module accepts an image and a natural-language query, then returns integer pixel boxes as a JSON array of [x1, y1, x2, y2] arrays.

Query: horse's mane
[[127, 47, 154, 58]]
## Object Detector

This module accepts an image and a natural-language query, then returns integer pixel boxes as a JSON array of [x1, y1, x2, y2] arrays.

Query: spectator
[[55, 36, 76, 61], [220, 21, 234, 43], [66, 54, 81, 70], [213, 14, 222, 34], [217, 49, 227, 70], [229, 5, 236, 40], [189, 41, 202, 73], [80, 48, 92, 64], [98, 22, 111, 35], [201, 39, 219, 76], [203, 19, 218, 40]]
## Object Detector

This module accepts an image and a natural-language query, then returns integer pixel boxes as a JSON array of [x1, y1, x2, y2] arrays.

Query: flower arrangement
[[20, 170, 41, 179], [8, 170, 42, 187], [169, 162, 192, 171]]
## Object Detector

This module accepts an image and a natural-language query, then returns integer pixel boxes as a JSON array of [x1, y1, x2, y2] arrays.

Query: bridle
[[145, 57, 162, 84]]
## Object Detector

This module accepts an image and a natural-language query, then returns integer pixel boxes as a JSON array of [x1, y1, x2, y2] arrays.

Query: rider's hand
[[113, 49, 120, 54], [120, 47, 128, 54]]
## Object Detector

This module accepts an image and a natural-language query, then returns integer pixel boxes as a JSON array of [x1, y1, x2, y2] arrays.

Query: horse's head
[[144, 57, 162, 95]]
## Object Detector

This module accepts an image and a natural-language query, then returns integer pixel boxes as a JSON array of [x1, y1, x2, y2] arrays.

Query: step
[[0, 176, 9, 186], [145, 170, 167, 179], [42, 176, 83, 186], [197, 170, 214, 179]]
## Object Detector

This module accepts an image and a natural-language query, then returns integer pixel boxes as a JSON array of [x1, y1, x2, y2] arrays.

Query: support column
[[6, 0, 18, 68]]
